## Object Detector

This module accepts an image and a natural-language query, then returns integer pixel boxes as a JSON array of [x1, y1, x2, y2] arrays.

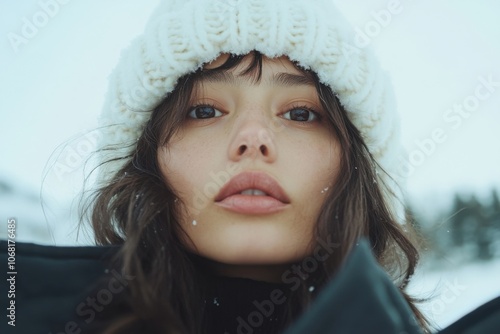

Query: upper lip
[[215, 171, 291, 203]]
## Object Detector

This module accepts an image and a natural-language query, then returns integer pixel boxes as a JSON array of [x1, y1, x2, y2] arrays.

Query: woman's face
[[157, 54, 341, 279]]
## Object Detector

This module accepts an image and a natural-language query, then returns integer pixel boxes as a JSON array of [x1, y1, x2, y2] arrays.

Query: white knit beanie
[[97, 0, 407, 223]]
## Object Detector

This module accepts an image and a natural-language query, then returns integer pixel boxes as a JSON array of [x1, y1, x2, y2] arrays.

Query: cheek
[[158, 131, 234, 222], [306, 138, 339, 173], [158, 135, 214, 202], [298, 137, 340, 210], [285, 132, 341, 188], [280, 133, 341, 236]]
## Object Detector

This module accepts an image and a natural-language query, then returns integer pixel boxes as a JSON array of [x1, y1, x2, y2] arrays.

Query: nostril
[[238, 145, 247, 155], [260, 145, 267, 155]]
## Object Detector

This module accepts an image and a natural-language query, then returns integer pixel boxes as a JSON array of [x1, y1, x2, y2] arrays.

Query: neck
[[204, 260, 292, 283]]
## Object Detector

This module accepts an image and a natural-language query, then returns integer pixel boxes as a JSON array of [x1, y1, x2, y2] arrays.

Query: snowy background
[[1, 0, 499, 330]]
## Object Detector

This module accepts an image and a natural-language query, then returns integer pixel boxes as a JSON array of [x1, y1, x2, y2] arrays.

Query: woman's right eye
[[187, 106, 224, 119]]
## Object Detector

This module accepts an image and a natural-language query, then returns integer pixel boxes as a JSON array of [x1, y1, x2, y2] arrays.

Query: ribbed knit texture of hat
[[97, 0, 407, 223]]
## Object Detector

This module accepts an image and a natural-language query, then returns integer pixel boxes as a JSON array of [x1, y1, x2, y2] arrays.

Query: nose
[[228, 117, 277, 163]]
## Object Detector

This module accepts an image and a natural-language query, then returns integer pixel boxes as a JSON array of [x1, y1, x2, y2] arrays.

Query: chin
[[180, 215, 315, 265], [208, 239, 312, 265]]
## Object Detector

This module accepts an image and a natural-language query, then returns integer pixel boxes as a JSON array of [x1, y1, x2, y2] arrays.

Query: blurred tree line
[[409, 189, 500, 264]]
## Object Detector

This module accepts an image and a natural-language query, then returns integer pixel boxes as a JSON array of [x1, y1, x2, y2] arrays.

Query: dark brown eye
[[283, 108, 318, 122], [187, 106, 223, 119]]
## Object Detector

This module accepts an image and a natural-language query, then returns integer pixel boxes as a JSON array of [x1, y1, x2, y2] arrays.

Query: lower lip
[[215, 195, 289, 214]]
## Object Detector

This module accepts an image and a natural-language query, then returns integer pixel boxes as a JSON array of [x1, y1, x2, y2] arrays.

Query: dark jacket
[[1, 238, 499, 333]]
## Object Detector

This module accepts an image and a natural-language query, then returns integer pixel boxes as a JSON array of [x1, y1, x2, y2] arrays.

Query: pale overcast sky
[[1, 0, 499, 211]]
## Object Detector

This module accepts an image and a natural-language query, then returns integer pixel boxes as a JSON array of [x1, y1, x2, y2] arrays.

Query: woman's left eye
[[187, 105, 224, 119], [282, 108, 319, 122]]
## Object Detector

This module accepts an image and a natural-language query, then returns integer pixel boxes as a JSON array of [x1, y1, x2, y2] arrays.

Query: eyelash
[[186, 103, 225, 120], [281, 104, 322, 123], [186, 103, 322, 123]]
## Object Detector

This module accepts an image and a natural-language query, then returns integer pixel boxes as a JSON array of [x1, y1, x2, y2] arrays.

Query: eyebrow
[[196, 71, 315, 87]]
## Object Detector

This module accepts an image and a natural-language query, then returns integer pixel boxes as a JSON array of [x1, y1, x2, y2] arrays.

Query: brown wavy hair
[[82, 51, 431, 333]]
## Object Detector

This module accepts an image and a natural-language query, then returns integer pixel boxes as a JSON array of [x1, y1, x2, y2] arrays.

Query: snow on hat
[[97, 0, 407, 223]]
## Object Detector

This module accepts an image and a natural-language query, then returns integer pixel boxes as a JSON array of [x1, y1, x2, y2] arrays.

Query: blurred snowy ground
[[0, 176, 52, 243], [0, 174, 93, 245], [408, 256, 500, 329]]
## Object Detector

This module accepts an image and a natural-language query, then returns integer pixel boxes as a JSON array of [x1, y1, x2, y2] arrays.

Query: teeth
[[240, 189, 267, 196]]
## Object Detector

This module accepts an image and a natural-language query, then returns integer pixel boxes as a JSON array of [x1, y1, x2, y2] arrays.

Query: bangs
[[192, 51, 316, 86]]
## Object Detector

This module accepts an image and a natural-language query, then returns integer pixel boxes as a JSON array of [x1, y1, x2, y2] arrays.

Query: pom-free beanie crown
[[98, 0, 406, 223]]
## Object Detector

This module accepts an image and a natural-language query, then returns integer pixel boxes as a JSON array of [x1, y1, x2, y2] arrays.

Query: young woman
[[83, 0, 430, 332]]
